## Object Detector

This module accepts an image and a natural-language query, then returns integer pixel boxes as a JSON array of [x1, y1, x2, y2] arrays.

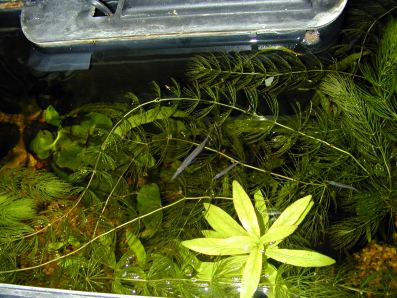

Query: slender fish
[[213, 162, 238, 180], [171, 136, 209, 181], [326, 180, 358, 191]]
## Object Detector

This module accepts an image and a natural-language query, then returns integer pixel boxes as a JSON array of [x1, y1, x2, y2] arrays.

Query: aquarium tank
[[0, 0, 397, 297]]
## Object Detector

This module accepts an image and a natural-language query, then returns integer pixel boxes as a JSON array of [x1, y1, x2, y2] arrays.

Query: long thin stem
[[274, 122, 370, 175], [167, 137, 322, 187]]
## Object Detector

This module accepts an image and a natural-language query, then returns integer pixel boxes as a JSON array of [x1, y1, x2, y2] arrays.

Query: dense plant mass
[[0, 0, 396, 297]]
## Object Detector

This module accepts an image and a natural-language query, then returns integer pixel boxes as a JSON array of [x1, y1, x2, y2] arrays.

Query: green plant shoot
[[182, 181, 335, 298]]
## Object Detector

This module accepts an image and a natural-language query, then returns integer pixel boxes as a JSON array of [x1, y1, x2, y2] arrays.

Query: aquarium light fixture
[[20, 0, 347, 71]]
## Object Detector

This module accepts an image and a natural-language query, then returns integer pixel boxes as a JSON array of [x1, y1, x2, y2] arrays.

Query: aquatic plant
[[182, 180, 334, 298], [0, 1, 396, 296]]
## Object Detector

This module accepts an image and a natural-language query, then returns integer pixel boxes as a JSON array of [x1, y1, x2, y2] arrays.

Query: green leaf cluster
[[182, 181, 335, 298], [30, 108, 113, 171]]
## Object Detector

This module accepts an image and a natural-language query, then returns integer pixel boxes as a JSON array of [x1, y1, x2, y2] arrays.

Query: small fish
[[171, 136, 209, 181], [213, 162, 238, 180], [326, 180, 358, 191]]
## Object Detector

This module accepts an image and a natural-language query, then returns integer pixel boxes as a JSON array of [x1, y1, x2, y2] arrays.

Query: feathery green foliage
[[319, 19, 397, 249], [0, 2, 396, 296], [0, 192, 35, 222], [0, 167, 78, 202], [188, 48, 323, 95]]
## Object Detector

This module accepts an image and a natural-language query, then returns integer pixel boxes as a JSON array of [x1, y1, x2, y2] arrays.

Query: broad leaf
[[203, 203, 248, 238], [87, 112, 113, 129], [70, 121, 92, 141], [125, 231, 147, 267], [30, 130, 54, 159], [137, 183, 163, 238], [182, 236, 255, 256], [260, 225, 297, 245], [265, 248, 335, 267], [241, 246, 263, 298], [54, 139, 84, 170], [44, 105, 61, 127], [201, 229, 226, 238], [254, 190, 269, 231], [233, 181, 260, 238], [269, 195, 313, 231]]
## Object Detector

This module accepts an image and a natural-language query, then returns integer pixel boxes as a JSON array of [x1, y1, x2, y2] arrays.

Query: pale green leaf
[[30, 130, 54, 159], [125, 231, 147, 267], [44, 105, 61, 127], [260, 225, 297, 245], [182, 236, 255, 256], [254, 190, 269, 231], [203, 203, 248, 238], [233, 181, 260, 238], [270, 195, 313, 230], [241, 246, 263, 298], [266, 248, 335, 267], [201, 229, 226, 238]]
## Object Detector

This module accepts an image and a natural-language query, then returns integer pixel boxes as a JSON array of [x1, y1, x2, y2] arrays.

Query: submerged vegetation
[[182, 181, 335, 298], [0, 0, 397, 296]]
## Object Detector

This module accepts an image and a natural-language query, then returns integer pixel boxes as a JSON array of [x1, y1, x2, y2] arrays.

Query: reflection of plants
[[182, 181, 334, 298]]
